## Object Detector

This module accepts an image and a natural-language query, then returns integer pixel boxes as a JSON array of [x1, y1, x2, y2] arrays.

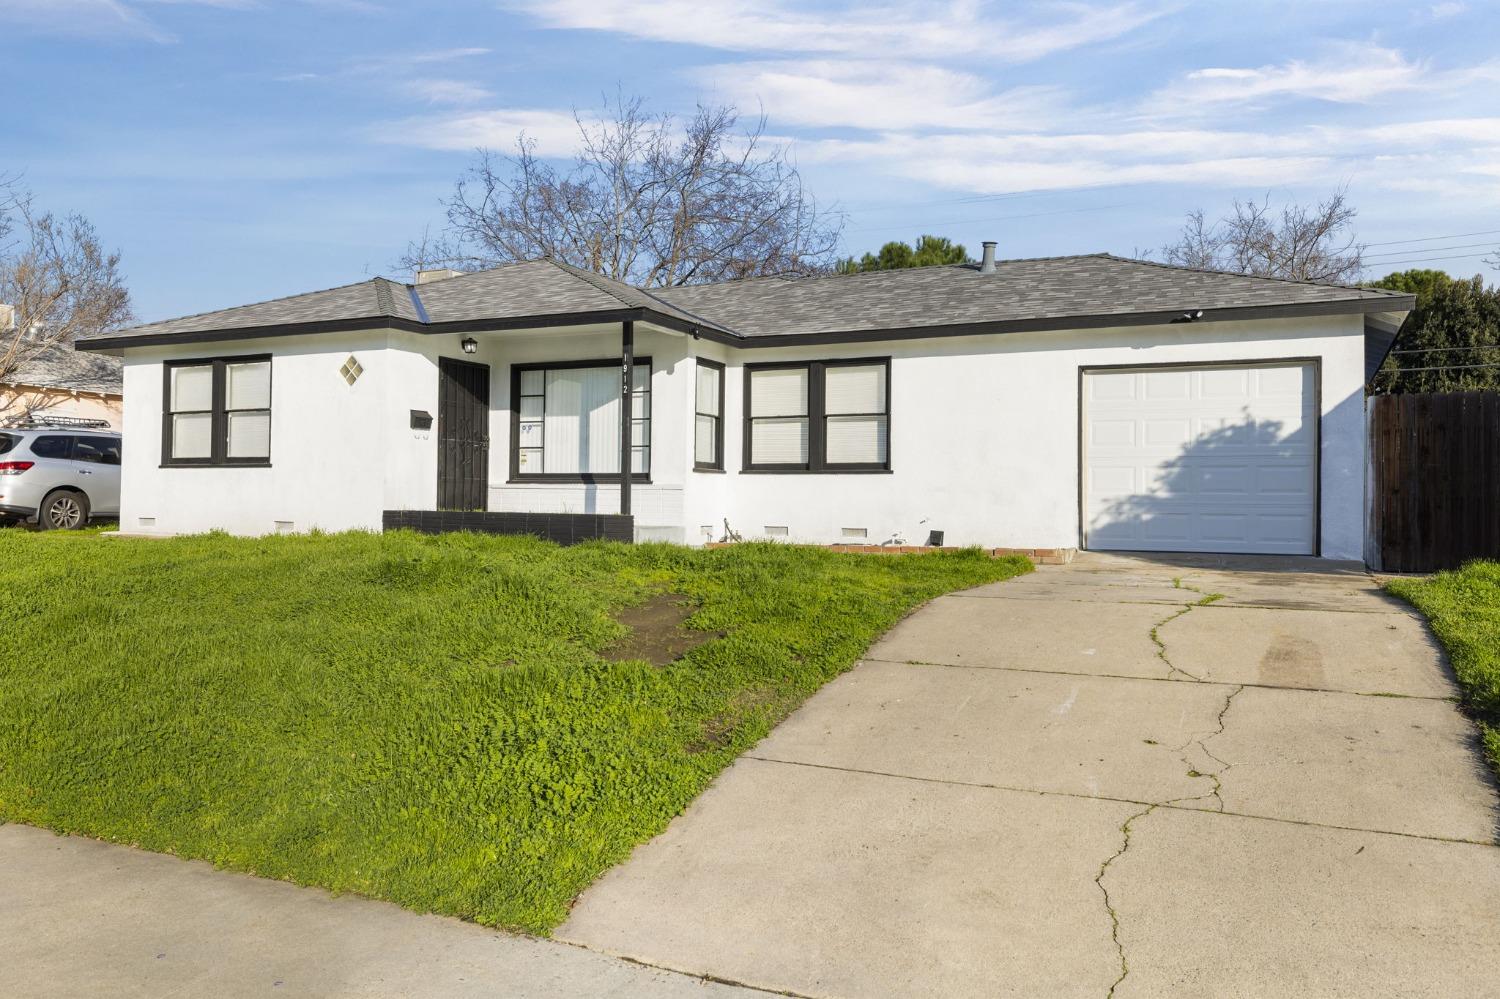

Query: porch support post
[[619, 319, 634, 517]]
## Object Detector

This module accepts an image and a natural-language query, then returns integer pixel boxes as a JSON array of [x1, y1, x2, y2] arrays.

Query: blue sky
[[3, 0, 1498, 323]]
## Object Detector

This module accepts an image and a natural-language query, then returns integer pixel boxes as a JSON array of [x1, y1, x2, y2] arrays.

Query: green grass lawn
[[1387, 561, 1500, 772], [0, 529, 1028, 933]]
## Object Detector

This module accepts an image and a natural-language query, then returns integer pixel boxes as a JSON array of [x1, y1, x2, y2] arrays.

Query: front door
[[437, 356, 490, 511]]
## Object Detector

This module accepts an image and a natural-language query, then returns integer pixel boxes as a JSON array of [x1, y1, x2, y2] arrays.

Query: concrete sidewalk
[[0, 823, 758, 998], [561, 553, 1500, 998]]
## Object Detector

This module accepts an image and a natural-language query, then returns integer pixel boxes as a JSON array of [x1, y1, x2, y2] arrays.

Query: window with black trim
[[694, 358, 724, 470], [511, 358, 651, 481], [162, 356, 272, 466], [743, 358, 890, 472]]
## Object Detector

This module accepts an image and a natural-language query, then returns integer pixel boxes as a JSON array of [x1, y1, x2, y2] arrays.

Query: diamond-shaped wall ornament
[[340, 356, 363, 385]]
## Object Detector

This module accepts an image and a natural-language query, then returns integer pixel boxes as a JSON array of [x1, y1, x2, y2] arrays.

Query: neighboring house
[[75, 246, 1412, 561], [2, 339, 124, 429]]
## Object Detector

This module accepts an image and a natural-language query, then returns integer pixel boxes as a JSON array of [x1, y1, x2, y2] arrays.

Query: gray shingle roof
[[652, 254, 1410, 339], [77, 252, 1411, 351], [6, 341, 122, 395]]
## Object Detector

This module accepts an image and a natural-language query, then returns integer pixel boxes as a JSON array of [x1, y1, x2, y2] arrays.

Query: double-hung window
[[512, 359, 651, 481], [162, 356, 272, 466], [694, 359, 724, 471], [743, 358, 890, 472]]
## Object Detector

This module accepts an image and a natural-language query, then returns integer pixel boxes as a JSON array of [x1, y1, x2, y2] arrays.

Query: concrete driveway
[[561, 552, 1500, 998]]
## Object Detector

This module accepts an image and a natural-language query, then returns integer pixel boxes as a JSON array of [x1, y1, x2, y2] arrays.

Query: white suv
[[0, 422, 122, 529]]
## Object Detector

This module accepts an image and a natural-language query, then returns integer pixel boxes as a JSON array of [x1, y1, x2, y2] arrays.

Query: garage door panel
[[1090, 419, 1136, 447], [1083, 362, 1316, 556], [1144, 419, 1192, 446], [1200, 368, 1251, 397], [1143, 370, 1191, 398]]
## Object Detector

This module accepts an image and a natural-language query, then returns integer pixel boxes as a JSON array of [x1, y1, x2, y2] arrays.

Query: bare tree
[[1161, 190, 1365, 284], [404, 96, 843, 286], [0, 181, 133, 394]]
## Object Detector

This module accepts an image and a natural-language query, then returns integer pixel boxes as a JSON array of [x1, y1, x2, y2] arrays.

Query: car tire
[[39, 490, 90, 531]]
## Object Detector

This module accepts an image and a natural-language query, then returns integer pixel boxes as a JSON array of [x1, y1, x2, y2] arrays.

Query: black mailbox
[[410, 410, 433, 430]]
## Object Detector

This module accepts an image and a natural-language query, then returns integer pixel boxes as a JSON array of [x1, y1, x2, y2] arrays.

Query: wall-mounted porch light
[[461, 337, 479, 354]]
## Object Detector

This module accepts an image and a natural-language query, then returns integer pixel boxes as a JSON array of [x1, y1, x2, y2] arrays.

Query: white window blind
[[696, 364, 721, 413], [825, 364, 888, 465], [226, 361, 270, 410], [744, 360, 891, 470], [227, 413, 271, 459], [171, 365, 212, 412], [165, 358, 272, 463], [749, 367, 809, 465], [750, 367, 807, 417], [751, 419, 809, 465], [695, 361, 722, 467], [171, 414, 212, 459], [515, 362, 651, 477], [169, 364, 213, 459], [225, 361, 271, 459]]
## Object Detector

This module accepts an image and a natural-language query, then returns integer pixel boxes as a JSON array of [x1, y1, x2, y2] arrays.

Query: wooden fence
[[1369, 391, 1500, 572]]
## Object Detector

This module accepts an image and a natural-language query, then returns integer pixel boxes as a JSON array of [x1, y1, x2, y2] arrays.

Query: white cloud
[[791, 113, 1500, 204], [1430, 2, 1465, 18], [404, 79, 495, 106], [373, 109, 585, 154], [0, 0, 173, 40], [503, 0, 1171, 62], [700, 59, 1070, 132], [1145, 43, 1430, 112]]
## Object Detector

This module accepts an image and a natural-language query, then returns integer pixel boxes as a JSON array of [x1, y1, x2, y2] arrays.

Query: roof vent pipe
[[979, 241, 997, 274]]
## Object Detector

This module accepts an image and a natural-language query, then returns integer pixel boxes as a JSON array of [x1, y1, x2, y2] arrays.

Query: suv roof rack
[[2, 415, 115, 430]]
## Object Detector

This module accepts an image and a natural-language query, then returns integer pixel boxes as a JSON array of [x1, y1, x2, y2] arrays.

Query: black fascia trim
[[77, 294, 1413, 353], [75, 306, 730, 351], [731, 297, 1418, 348]]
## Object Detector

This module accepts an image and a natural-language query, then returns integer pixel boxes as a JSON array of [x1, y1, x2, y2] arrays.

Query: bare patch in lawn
[[603, 593, 721, 666], [689, 688, 789, 754]]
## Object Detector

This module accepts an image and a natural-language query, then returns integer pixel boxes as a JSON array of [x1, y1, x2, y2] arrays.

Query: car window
[[74, 436, 122, 465], [0, 433, 17, 456], [28, 435, 74, 459]]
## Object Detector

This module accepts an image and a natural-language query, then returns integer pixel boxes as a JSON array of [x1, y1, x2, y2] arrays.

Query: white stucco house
[[76, 245, 1412, 561]]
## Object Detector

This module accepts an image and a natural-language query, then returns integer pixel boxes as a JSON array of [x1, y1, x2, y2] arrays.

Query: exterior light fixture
[[461, 337, 478, 354]]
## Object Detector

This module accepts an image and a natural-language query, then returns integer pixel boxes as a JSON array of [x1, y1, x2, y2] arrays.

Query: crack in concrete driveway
[[561, 553, 1500, 998]]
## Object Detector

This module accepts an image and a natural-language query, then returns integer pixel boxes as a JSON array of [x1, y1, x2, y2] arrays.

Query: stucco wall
[[115, 313, 1369, 560], [683, 314, 1368, 560], [119, 331, 394, 535]]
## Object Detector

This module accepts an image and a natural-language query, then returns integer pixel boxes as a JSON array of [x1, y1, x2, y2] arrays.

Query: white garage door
[[1082, 362, 1317, 555]]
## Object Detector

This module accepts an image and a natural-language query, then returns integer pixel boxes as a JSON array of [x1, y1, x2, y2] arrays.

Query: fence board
[[1370, 391, 1500, 572]]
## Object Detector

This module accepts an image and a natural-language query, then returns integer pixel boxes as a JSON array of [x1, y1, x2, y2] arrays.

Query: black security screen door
[[437, 356, 490, 511]]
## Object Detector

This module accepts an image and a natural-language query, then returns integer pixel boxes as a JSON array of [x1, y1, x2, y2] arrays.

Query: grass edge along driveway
[[1387, 560, 1500, 773], [0, 529, 1029, 934]]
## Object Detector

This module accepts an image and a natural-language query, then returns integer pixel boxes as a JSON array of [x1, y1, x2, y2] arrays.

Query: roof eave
[[733, 295, 1416, 348], [74, 306, 730, 351], [75, 293, 1410, 353]]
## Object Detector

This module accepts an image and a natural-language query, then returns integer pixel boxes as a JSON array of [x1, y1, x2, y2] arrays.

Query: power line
[[1364, 228, 1500, 247], [1364, 241, 1500, 260], [1365, 252, 1498, 268]]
